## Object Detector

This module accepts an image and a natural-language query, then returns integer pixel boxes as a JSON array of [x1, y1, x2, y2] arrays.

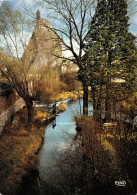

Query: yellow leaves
[[51, 91, 81, 102], [56, 92, 69, 101], [101, 137, 116, 154], [122, 93, 137, 110], [57, 102, 67, 112], [72, 94, 78, 100], [79, 90, 83, 95], [34, 110, 47, 121], [134, 92, 137, 97]]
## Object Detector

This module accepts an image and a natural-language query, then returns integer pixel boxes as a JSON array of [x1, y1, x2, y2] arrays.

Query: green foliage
[[85, 0, 137, 121]]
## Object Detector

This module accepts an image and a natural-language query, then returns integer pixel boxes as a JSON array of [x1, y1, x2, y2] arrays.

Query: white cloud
[[63, 40, 85, 58]]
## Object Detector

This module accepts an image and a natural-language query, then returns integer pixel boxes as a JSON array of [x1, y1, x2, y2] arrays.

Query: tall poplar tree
[[85, 0, 137, 121]]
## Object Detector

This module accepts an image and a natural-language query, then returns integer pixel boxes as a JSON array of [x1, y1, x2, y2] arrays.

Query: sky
[[0, 0, 137, 58], [2, 0, 137, 31]]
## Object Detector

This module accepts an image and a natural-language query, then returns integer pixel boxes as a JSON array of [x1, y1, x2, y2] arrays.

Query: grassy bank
[[49, 90, 83, 103], [0, 91, 82, 195], [0, 107, 47, 195]]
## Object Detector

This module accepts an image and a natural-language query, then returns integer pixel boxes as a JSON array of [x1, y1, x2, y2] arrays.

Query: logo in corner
[[115, 180, 126, 187]]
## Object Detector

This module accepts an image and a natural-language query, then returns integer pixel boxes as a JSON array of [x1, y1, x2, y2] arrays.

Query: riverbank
[[0, 107, 46, 195], [0, 91, 82, 195], [75, 116, 137, 194], [50, 90, 83, 102]]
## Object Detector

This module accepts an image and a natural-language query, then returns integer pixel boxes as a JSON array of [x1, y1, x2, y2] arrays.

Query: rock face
[[22, 10, 62, 73]]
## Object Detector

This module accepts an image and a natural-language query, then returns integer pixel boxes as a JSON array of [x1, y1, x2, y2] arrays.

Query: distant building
[[111, 78, 126, 83], [61, 58, 79, 72], [70, 65, 79, 72]]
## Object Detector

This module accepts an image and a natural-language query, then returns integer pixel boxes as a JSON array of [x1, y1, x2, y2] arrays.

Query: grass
[[34, 109, 47, 122], [0, 96, 71, 195], [0, 108, 45, 195], [50, 90, 82, 103]]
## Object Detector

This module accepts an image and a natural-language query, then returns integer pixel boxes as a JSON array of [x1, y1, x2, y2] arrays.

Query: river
[[20, 99, 93, 195], [19, 98, 137, 195], [38, 99, 93, 194]]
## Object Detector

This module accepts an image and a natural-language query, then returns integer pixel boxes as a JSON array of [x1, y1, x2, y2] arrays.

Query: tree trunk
[[91, 86, 102, 122], [26, 100, 34, 125], [105, 83, 111, 122], [104, 51, 112, 122], [83, 84, 88, 115], [91, 86, 98, 120]]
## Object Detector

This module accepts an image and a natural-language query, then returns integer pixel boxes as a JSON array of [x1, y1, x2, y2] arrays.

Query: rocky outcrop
[[22, 10, 62, 74]]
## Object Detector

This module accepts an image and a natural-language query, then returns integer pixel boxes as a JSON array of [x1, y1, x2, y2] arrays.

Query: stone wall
[[0, 98, 25, 134]]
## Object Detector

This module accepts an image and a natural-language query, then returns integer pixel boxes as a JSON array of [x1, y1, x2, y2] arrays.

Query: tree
[[0, 6, 46, 124], [0, 52, 34, 124], [128, 0, 137, 17], [0, 5, 36, 124], [0, 4, 34, 57], [34, 0, 96, 114], [0, 6, 63, 124], [85, 0, 137, 121]]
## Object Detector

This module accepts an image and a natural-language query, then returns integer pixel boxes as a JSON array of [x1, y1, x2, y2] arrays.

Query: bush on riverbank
[[60, 72, 81, 92], [34, 68, 82, 104], [75, 116, 137, 194], [57, 102, 67, 113], [34, 109, 47, 122]]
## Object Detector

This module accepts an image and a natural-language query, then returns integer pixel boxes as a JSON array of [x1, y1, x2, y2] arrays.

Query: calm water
[[38, 99, 93, 194], [20, 99, 137, 195]]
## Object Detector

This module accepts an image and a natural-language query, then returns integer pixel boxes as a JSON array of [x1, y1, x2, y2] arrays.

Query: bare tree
[[0, 5, 36, 124], [0, 5, 62, 124], [0, 50, 59, 124], [0, 4, 34, 58], [34, 0, 96, 114], [0, 52, 34, 124], [128, 0, 137, 17]]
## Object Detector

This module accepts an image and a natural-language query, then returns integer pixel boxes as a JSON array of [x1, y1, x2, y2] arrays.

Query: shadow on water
[[18, 169, 40, 195], [18, 99, 137, 195], [19, 99, 90, 195]]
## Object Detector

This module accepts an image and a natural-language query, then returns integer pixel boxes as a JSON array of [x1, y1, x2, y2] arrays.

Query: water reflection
[[38, 99, 92, 194], [20, 98, 137, 195], [39, 138, 82, 195], [52, 118, 56, 129]]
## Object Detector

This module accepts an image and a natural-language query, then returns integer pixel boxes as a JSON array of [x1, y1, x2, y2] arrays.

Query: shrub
[[57, 102, 67, 113], [34, 110, 47, 121], [60, 72, 81, 91], [33, 67, 61, 103]]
